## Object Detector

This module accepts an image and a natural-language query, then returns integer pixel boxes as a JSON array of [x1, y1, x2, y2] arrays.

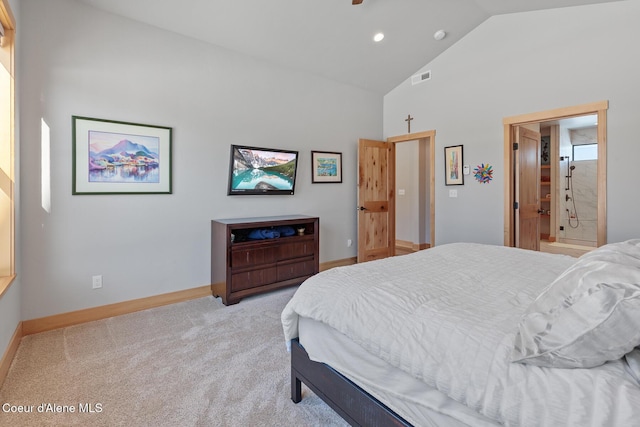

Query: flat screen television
[[227, 144, 299, 195]]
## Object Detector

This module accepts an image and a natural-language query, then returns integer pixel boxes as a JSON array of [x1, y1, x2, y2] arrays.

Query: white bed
[[282, 242, 640, 426]]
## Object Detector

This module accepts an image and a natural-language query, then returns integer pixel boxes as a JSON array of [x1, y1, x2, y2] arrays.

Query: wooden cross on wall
[[405, 114, 413, 133]]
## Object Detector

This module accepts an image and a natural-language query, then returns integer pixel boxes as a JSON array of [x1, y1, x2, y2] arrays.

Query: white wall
[[19, 0, 382, 319], [384, 1, 640, 245], [0, 0, 20, 369]]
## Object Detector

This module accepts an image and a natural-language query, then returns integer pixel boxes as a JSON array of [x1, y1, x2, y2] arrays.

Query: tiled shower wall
[[559, 159, 597, 245]]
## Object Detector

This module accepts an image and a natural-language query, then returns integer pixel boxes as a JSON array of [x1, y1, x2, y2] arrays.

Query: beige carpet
[[0, 288, 348, 426]]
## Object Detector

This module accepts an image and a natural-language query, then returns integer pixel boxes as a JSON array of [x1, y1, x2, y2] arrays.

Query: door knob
[[357, 206, 367, 211], [537, 209, 545, 214]]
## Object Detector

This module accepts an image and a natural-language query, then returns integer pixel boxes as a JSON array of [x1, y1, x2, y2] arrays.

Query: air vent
[[411, 70, 431, 85]]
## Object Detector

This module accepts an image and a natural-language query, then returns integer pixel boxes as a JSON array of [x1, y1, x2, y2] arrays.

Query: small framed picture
[[72, 116, 172, 195], [311, 151, 342, 183], [444, 145, 464, 186]]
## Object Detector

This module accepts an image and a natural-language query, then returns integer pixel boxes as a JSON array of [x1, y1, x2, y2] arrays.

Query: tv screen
[[227, 145, 299, 195]]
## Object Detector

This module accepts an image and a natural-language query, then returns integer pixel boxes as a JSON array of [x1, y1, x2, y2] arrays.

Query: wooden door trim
[[387, 130, 435, 143], [387, 130, 436, 249], [503, 101, 608, 247]]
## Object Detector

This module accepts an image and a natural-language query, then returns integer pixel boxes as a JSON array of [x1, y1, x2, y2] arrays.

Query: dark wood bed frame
[[290, 338, 412, 427]]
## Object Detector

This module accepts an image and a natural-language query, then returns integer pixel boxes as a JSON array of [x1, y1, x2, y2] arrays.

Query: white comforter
[[281, 243, 640, 426]]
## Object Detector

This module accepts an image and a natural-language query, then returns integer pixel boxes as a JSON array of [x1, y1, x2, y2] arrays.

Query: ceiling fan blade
[[352, 0, 363, 4]]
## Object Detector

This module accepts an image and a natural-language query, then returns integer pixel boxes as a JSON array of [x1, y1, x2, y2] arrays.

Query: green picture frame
[[72, 116, 172, 195]]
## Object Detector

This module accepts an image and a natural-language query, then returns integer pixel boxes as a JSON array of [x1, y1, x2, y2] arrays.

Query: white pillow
[[578, 239, 640, 267], [512, 240, 640, 368], [625, 348, 640, 384]]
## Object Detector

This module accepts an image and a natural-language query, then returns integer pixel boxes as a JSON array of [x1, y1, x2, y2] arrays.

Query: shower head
[[570, 165, 576, 170]]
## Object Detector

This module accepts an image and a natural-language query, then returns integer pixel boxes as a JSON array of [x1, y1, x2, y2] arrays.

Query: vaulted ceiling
[[78, 0, 623, 94]]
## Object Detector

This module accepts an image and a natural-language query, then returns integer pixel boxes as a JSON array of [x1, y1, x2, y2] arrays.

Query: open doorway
[[395, 139, 430, 255], [357, 131, 435, 263], [395, 139, 431, 255], [503, 101, 608, 255], [540, 115, 599, 248], [389, 131, 435, 256], [395, 138, 432, 255]]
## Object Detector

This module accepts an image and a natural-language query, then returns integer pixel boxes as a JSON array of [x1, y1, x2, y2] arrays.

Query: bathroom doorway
[[503, 101, 608, 255], [541, 115, 598, 248]]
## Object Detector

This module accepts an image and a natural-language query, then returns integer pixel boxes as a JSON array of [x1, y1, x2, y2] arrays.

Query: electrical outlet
[[92, 275, 103, 289], [347, 239, 353, 247]]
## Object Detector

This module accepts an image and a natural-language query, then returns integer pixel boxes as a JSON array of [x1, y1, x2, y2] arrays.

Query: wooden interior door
[[515, 127, 541, 251], [357, 139, 395, 262]]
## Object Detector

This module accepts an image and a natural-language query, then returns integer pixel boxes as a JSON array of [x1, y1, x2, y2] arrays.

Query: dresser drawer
[[231, 267, 278, 292], [231, 247, 277, 268], [277, 258, 316, 282], [278, 240, 315, 261]]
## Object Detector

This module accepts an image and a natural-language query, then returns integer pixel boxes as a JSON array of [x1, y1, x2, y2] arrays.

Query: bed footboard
[[290, 338, 412, 427]]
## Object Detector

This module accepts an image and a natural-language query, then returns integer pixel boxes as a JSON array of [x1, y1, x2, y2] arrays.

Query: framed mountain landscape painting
[[72, 116, 172, 194]]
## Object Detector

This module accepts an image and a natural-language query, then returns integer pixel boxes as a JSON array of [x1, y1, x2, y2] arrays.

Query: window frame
[[0, 0, 16, 298], [572, 143, 598, 161]]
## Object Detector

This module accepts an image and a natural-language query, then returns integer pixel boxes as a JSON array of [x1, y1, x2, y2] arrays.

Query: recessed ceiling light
[[373, 32, 385, 42], [433, 30, 446, 41]]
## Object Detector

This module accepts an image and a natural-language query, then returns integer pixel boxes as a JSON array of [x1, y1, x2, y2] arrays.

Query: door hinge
[[513, 143, 519, 150], [514, 201, 519, 209]]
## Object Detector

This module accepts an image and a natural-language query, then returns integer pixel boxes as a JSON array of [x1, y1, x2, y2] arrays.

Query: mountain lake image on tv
[[228, 145, 299, 195]]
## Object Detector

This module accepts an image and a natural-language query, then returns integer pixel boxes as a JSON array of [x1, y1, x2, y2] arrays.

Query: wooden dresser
[[211, 215, 319, 305]]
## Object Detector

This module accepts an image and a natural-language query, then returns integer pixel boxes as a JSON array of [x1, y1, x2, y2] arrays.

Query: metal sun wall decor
[[473, 163, 493, 184]]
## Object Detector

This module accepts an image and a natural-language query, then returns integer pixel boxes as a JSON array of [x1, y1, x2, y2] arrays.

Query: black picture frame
[[311, 151, 342, 183], [444, 145, 464, 185]]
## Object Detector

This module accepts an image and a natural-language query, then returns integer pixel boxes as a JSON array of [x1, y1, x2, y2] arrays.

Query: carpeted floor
[[0, 287, 348, 426]]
